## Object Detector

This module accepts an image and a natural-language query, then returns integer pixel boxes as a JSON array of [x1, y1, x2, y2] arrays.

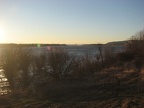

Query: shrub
[[1, 47, 34, 91], [47, 47, 76, 80]]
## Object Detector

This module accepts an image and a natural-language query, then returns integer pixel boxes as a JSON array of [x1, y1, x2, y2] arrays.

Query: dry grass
[[1, 97, 144, 108]]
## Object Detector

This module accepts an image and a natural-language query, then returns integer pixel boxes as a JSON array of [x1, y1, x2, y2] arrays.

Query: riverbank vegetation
[[0, 31, 144, 107]]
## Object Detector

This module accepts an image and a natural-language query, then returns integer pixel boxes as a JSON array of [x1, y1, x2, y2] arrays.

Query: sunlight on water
[[0, 70, 10, 95]]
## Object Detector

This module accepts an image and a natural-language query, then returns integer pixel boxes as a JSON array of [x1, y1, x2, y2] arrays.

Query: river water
[[32, 45, 125, 56]]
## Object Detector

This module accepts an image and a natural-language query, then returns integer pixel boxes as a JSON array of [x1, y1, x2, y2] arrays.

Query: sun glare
[[0, 28, 6, 43]]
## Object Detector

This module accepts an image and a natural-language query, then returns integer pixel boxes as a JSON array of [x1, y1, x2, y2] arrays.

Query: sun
[[0, 28, 6, 43]]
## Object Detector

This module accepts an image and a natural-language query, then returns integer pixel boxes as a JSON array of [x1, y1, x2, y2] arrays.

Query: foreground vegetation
[[0, 31, 144, 108]]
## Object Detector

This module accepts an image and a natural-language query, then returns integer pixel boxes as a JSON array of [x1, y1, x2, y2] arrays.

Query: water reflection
[[0, 70, 10, 95]]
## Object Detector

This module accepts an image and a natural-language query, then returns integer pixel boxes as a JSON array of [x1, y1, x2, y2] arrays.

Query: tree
[[47, 47, 76, 80], [126, 30, 144, 71], [1, 47, 19, 90], [97, 44, 104, 63], [103, 45, 115, 67], [1, 47, 34, 91], [17, 48, 33, 90]]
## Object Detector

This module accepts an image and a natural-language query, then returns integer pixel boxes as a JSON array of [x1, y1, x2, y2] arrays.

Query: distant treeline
[[0, 40, 127, 48], [0, 43, 67, 48]]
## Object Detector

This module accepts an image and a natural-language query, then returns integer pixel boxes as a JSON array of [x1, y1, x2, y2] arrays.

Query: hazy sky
[[0, 0, 144, 44]]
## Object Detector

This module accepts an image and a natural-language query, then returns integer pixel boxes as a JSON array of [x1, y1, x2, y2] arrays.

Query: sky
[[0, 0, 144, 44]]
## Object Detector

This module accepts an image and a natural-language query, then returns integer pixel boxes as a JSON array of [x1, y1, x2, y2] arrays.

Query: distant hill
[[105, 41, 127, 46], [82, 41, 127, 47]]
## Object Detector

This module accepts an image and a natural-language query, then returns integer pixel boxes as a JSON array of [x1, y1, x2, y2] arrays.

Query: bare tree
[[103, 45, 115, 67], [1, 47, 19, 90], [97, 44, 104, 67], [1, 47, 34, 91], [47, 47, 76, 80], [126, 30, 144, 71], [17, 48, 33, 90]]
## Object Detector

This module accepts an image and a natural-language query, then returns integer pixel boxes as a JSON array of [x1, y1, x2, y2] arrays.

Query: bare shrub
[[103, 45, 115, 67], [97, 44, 104, 63], [1, 47, 33, 91], [46, 47, 76, 80], [1, 47, 19, 90], [16, 48, 33, 90], [126, 30, 144, 71]]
